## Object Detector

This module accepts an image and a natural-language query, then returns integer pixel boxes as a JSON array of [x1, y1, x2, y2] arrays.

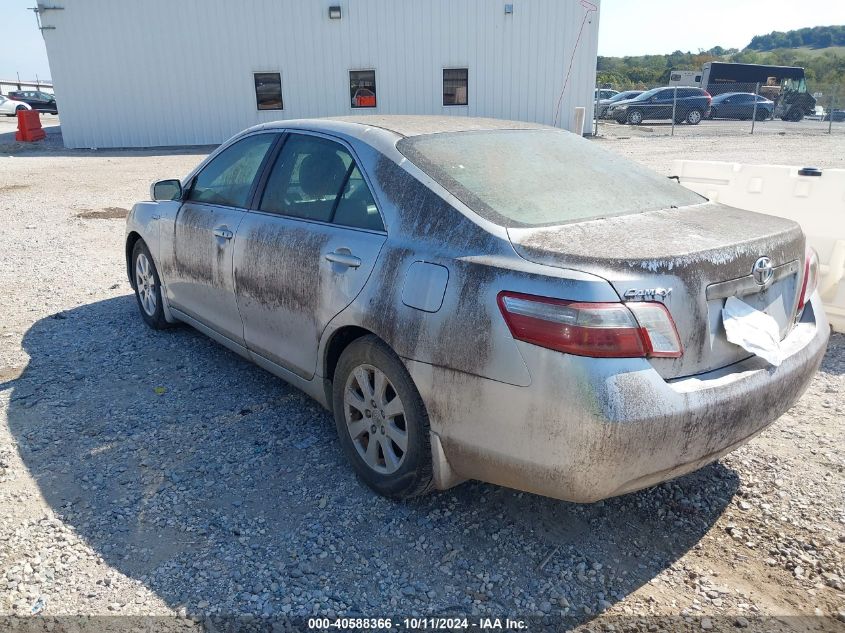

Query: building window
[[350, 70, 376, 108], [254, 72, 283, 110], [443, 68, 468, 106]]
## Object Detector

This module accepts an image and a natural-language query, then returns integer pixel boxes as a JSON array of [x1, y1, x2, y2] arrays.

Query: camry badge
[[623, 288, 672, 301], [752, 256, 774, 287]]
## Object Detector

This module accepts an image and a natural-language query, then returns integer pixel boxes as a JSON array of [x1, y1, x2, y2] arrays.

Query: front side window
[[350, 70, 376, 108], [254, 72, 283, 110], [188, 134, 275, 208], [443, 68, 468, 106], [259, 134, 383, 231], [632, 88, 660, 101]]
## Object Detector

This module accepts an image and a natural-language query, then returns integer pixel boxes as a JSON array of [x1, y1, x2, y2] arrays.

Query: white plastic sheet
[[722, 296, 783, 367]]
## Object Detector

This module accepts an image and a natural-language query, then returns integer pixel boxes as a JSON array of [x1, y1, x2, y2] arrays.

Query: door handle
[[213, 227, 233, 240], [325, 251, 361, 269]]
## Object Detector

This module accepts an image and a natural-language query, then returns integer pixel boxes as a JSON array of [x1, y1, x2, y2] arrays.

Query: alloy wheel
[[343, 364, 408, 474], [135, 253, 157, 316]]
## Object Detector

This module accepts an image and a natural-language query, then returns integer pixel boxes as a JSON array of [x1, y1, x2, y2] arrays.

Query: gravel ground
[[1, 118, 844, 632]]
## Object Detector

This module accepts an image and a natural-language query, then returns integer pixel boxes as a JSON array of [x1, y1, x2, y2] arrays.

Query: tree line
[[748, 25, 845, 51], [597, 41, 845, 93]]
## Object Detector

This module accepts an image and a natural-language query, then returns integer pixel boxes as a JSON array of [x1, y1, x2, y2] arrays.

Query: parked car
[[126, 116, 827, 502], [822, 109, 845, 122], [706, 92, 774, 120], [7, 90, 58, 114], [598, 90, 644, 118], [611, 86, 711, 125], [0, 95, 32, 116], [595, 88, 619, 100]]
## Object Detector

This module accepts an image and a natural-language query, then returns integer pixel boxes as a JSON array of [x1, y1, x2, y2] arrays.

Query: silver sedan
[[125, 116, 828, 502]]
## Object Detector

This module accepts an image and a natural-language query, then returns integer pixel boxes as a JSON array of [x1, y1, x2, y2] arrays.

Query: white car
[[0, 95, 32, 116]]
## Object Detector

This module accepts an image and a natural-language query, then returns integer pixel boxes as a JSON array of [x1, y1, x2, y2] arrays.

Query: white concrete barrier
[[671, 160, 845, 333]]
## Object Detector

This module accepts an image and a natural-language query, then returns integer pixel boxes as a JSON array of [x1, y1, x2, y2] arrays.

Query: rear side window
[[188, 134, 275, 208], [398, 129, 705, 228], [333, 165, 383, 231], [259, 134, 384, 231]]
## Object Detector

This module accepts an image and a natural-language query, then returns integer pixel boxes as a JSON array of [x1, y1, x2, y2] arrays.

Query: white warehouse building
[[38, 0, 601, 149]]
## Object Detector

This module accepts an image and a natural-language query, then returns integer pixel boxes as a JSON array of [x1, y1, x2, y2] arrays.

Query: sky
[[0, 0, 844, 80], [1, 0, 52, 81], [598, 0, 845, 57]]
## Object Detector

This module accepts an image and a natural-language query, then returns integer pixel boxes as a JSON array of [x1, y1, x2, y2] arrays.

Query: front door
[[234, 132, 387, 379], [167, 132, 278, 343], [651, 89, 674, 118]]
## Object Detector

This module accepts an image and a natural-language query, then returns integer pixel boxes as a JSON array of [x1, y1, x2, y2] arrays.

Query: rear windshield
[[396, 129, 705, 227]]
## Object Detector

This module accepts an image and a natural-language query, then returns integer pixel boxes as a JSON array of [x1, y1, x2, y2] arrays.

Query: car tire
[[685, 109, 703, 125], [706, 108, 716, 120], [131, 239, 170, 330], [332, 335, 435, 500], [789, 109, 804, 122], [755, 110, 767, 121], [626, 110, 644, 125], [15, 105, 26, 112]]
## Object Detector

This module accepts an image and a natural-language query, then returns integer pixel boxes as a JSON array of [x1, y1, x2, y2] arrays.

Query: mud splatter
[[0, 184, 30, 193], [76, 207, 129, 220]]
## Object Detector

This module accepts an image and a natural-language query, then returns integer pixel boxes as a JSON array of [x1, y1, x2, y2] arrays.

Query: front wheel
[[131, 240, 170, 329], [333, 336, 434, 499], [755, 110, 767, 121], [686, 109, 703, 125], [626, 109, 644, 125], [789, 109, 804, 122]]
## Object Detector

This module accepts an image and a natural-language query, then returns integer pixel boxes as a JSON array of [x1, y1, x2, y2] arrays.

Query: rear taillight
[[497, 291, 682, 359], [797, 248, 820, 313], [704, 91, 712, 104]]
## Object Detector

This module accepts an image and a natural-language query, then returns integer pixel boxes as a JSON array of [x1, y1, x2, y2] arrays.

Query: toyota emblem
[[752, 256, 774, 287]]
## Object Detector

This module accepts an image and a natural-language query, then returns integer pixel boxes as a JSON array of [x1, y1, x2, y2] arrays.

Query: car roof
[[260, 115, 551, 140]]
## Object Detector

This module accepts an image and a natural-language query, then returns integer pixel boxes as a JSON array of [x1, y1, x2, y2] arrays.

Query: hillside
[[748, 25, 845, 52]]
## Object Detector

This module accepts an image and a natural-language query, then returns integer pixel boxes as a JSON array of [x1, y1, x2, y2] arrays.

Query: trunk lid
[[508, 202, 805, 379]]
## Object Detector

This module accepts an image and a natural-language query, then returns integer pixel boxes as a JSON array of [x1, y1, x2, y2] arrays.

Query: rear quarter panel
[[321, 152, 619, 395]]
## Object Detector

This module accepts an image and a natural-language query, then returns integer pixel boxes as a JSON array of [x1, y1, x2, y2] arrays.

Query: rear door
[[676, 88, 698, 118], [167, 133, 278, 343], [234, 132, 386, 379]]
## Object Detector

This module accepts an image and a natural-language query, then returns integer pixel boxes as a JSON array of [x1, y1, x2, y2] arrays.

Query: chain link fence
[[594, 81, 844, 137]]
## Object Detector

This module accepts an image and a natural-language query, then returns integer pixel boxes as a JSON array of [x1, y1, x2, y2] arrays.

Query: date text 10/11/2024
[[307, 617, 528, 630]]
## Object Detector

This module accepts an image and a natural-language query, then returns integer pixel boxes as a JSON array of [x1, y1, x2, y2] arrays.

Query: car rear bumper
[[407, 296, 829, 502]]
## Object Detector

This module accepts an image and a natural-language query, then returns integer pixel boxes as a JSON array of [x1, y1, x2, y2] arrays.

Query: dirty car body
[[126, 116, 828, 502]]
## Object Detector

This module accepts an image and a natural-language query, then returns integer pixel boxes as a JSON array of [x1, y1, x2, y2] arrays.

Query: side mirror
[[151, 179, 182, 201]]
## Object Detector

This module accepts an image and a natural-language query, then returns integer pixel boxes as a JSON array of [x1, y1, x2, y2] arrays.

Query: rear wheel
[[15, 105, 26, 112], [332, 336, 434, 499], [755, 110, 767, 121], [789, 108, 804, 122], [626, 109, 644, 125], [686, 109, 703, 125]]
